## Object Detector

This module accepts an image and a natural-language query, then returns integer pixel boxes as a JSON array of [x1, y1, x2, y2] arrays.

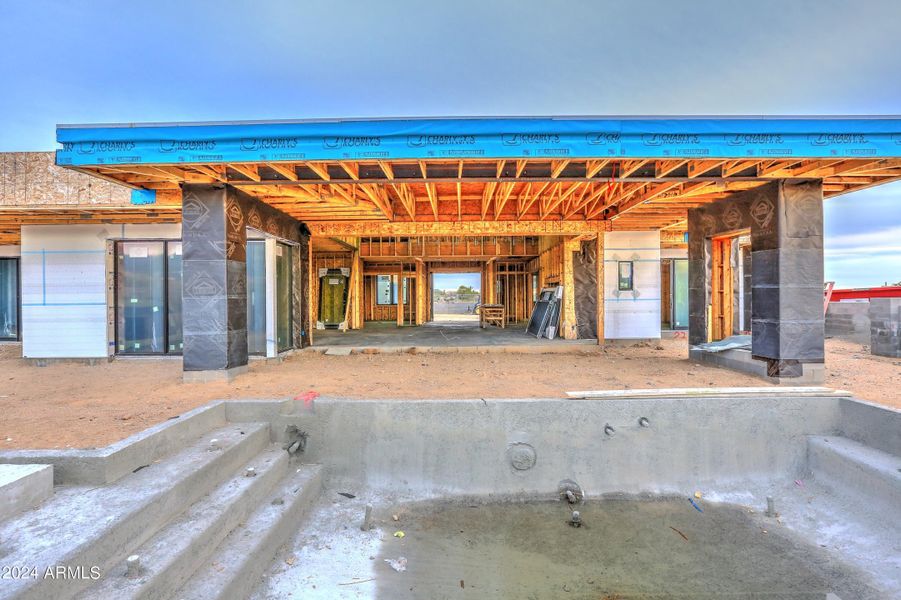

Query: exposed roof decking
[[70, 157, 901, 233]]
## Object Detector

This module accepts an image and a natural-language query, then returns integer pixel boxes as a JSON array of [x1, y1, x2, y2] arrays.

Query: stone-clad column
[[688, 180, 824, 378], [181, 184, 249, 380], [751, 180, 825, 374]]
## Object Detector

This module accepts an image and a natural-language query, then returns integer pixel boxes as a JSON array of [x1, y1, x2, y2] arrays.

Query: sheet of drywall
[[604, 231, 661, 339], [21, 224, 180, 358]]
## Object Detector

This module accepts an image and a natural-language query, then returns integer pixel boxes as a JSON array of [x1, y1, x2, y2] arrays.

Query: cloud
[[824, 225, 901, 287]]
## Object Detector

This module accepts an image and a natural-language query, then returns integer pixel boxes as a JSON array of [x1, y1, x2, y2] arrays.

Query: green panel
[[319, 270, 348, 326]]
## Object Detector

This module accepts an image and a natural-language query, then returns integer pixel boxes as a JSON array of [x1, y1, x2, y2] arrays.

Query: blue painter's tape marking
[[21, 250, 106, 254], [41, 249, 46, 305], [23, 302, 106, 307]]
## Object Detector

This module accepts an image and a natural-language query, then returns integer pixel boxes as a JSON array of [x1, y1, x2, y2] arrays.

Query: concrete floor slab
[[312, 322, 596, 351]]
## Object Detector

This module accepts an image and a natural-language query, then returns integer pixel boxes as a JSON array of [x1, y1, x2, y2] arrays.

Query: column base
[[689, 348, 824, 385], [182, 365, 248, 383]]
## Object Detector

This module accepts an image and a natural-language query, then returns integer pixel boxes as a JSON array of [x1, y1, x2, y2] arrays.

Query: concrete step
[[808, 435, 901, 513], [0, 464, 53, 522], [172, 464, 323, 600], [0, 423, 270, 600], [77, 446, 289, 600]]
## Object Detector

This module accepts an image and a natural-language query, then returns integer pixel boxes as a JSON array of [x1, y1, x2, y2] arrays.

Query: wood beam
[[551, 159, 570, 178], [267, 163, 298, 181], [229, 163, 261, 182], [308, 220, 603, 237], [306, 162, 331, 181]]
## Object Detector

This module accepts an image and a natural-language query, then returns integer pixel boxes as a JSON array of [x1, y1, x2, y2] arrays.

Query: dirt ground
[[0, 338, 897, 449]]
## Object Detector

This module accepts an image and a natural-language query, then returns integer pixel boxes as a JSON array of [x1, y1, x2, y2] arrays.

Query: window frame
[[0, 257, 21, 341], [113, 239, 181, 356], [617, 260, 634, 291]]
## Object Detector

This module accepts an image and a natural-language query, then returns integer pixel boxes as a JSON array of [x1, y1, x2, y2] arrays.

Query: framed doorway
[[431, 272, 480, 325]]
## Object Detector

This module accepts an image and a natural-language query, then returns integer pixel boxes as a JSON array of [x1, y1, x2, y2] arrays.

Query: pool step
[[76, 447, 289, 600], [808, 435, 901, 512], [0, 423, 270, 600], [172, 463, 323, 600]]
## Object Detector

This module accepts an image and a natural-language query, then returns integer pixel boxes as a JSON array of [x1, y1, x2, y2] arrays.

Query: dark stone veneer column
[[688, 180, 824, 377], [180, 184, 305, 380]]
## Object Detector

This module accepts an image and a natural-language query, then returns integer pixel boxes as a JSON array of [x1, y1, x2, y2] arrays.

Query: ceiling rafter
[[267, 162, 298, 181], [306, 162, 331, 181], [338, 161, 360, 180], [424, 182, 439, 220], [229, 163, 261, 182], [550, 159, 570, 178], [494, 181, 516, 220]]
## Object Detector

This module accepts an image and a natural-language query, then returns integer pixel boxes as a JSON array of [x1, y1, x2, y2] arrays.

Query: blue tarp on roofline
[[55, 116, 901, 166]]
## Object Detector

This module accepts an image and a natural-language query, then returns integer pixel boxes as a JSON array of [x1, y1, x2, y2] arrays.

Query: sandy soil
[[0, 338, 897, 449]]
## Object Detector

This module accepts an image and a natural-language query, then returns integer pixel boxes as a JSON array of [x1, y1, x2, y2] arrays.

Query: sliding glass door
[[0, 258, 19, 340]]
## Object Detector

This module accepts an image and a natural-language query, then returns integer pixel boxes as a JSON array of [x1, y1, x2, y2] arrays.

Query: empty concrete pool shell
[[0, 389, 898, 599]]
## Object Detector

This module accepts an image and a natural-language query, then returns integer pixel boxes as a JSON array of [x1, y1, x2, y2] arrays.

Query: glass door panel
[[276, 243, 293, 351], [166, 242, 183, 353], [0, 258, 18, 340], [246, 241, 267, 354], [117, 242, 166, 353], [672, 258, 689, 329]]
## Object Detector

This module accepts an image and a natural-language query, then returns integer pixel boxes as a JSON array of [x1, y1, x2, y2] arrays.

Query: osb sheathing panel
[[0, 152, 131, 206]]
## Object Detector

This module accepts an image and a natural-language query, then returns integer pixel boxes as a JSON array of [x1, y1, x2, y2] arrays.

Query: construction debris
[[384, 557, 407, 572]]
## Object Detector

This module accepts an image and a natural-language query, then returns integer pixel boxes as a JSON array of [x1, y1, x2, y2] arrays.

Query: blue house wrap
[[55, 116, 901, 167]]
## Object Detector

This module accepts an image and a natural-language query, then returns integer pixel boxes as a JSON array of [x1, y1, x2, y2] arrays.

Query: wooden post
[[485, 258, 497, 304], [561, 237, 580, 340], [354, 250, 364, 329], [596, 232, 605, 345], [415, 260, 426, 325], [396, 269, 404, 327]]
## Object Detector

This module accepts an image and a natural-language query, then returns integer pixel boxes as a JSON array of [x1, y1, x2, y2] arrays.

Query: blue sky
[[1, 0, 900, 287], [433, 273, 481, 293]]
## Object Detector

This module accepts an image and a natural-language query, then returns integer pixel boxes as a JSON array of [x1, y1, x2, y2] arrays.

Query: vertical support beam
[[710, 236, 734, 341], [180, 184, 248, 380], [415, 260, 426, 325], [752, 180, 824, 374], [353, 250, 364, 329], [484, 259, 497, 304], [561, 237, 580, 339], [596, 232, 605, 345], [396, 270, 404, 327]]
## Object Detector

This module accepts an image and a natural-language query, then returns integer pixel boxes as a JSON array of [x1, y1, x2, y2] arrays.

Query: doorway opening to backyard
[[430, 271, 481, 326]]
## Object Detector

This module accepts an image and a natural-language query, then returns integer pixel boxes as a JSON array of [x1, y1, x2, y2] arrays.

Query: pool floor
[[254, 495, 881, 599]]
